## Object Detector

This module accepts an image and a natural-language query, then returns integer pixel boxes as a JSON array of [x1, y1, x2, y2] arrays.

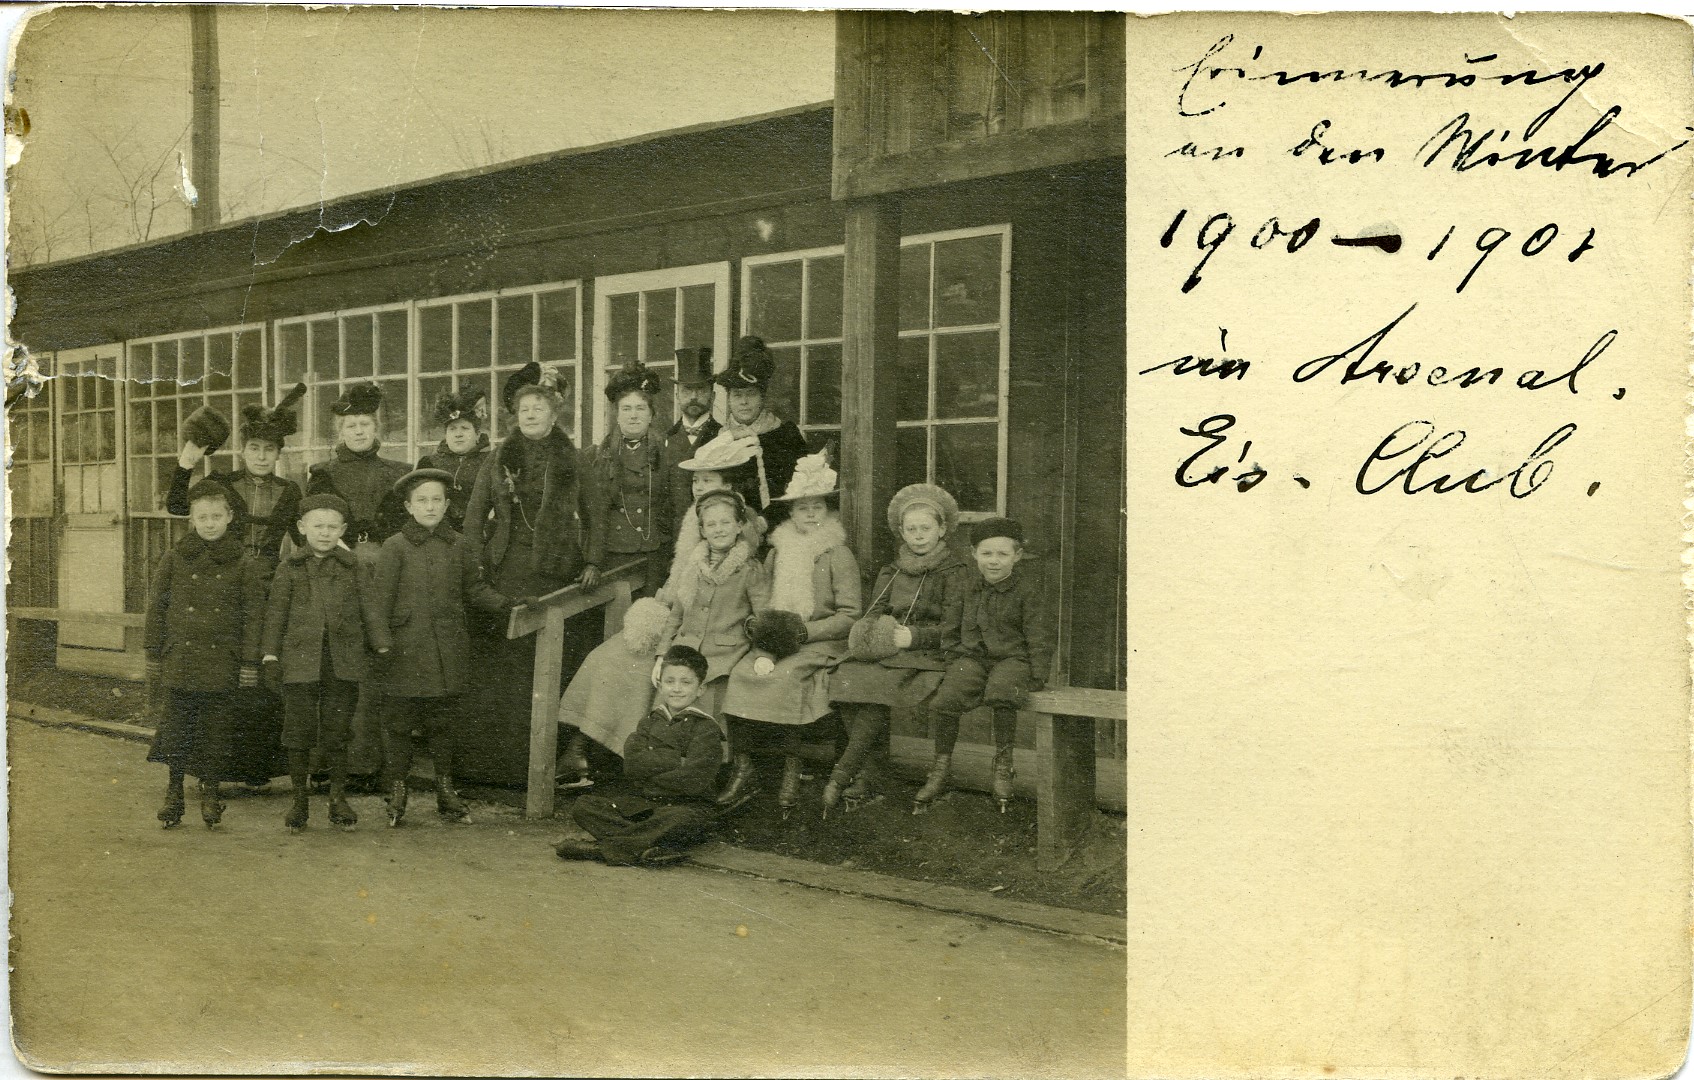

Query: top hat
[[673, 347, 715, 388], [604, 360, 664, 402], [678, 431, 760, 472], [433, 387, 488, 429], [768, 447, 838, 503], [182, 405, 232, 454], [331, 382, 384, 418], [238, 383, 307, 448], [712, 336, 776, 392]]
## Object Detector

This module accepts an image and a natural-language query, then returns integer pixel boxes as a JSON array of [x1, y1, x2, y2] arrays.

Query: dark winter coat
[[463, 426, 585, 587], [720, 412, 808, 510], [367, 519, 510, 697], [143, 533, 268, 691], [417, 437, 491, 533], [664, 416, 724, 521], [260, 545, 381, 684], [621, 704, 723, 801], [166, 466, 302, 564], [582, 430, 671, 566], [947, 564, 1056, 686], [306, 444, 412, 545], [861, 545, 976, 672]]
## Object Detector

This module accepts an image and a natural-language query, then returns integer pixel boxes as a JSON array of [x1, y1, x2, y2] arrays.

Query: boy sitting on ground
[[555, 645, 737, 867]]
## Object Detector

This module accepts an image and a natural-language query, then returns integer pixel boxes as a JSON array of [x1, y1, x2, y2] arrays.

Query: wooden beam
[[1026, 686, 1127, 721], [525, 604, 567, 820], [1036, 712, 1098, 872], [840, 196, 901, 575], [505, 558, 646, 639], [9, 607, 146, 628], [189, 7, 220, 230], [833, 115, 1125, 202]]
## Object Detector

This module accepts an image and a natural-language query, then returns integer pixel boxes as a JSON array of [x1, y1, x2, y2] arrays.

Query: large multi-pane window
[[10, 375, 54, 519], [275, 284, 581, 473], [125, 327, 267, 516], [592, 264, 730, 443], [741, 225, 1010, 515]]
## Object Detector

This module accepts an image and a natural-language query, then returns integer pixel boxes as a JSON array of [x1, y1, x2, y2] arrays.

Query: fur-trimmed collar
[[400, 519, 461, 546], [894, 542, 963, 576], [663, 537, 755, 614], [288, 543, 358, 567], [721, 409, 783, 439], [494, 426, 574, 473], [767, 517, 847, 617], [175, 532, 245, 564]]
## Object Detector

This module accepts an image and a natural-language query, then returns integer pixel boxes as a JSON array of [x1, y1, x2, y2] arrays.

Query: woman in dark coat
[[457, 363, 592, 785], [166, 384, 307, 566], [580, 361, 673, 599], [417, 388, 492, 534], [824, 484, 974, 813], [714, 337, 809, 518]]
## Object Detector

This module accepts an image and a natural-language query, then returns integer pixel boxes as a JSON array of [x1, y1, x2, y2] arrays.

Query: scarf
[[662, 536, 755, 616], [766, 517, 847, 618], [894, 542, 957, 576]]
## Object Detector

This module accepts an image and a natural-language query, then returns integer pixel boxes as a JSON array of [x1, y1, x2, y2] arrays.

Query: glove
[[238, 664, 259, 690], [261, 657, 282, 693], [579, 565, 601, 590]]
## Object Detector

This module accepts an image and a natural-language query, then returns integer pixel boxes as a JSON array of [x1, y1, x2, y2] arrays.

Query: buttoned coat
[[663, 541, 772, 685], [260, 546, 382, 684], [581, 430, 671, 565], [367, 520, 510, 697], [144, 533, 268, 691]]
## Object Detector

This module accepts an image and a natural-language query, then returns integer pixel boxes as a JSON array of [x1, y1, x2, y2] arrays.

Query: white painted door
[[54, 345, 126, 650], [590, 263, 730, 444]]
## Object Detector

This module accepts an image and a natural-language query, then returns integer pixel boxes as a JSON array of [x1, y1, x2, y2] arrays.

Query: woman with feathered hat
[[713, 336, 810, 519], [580, 360, 674, 600], [823, 483, 973, 814], [717, 448, 862, 816], [417, 387, 492, 533], [167, 383, 307, 566]]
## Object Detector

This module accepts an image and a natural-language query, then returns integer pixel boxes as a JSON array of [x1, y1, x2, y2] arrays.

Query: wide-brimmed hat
[[433, 387, 488, 429], [331, 382, 384, 418], [673, 347, 715, 388], [712, 336, 775, 392], [392, 468, 455, 500], [238, 383, 307, 447], [604, 360, 664, 402], [886, 483, 959, 539], [768, 448, 838, 502], [678, 431, 760, 472]]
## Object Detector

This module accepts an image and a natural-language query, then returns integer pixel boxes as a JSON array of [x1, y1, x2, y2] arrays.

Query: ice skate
[[777, 755, 804, 821], [328, 796, 357, 831], [911, 754, 952, 815], [157, 778, 186, 829], [820, 765, 849, 821], [843, 759, 881, 812], [386, 780, 408, 827], [992, 747, 1016, 813], [284, 788, 310, 831], [436, 774, 472, 824], [199, 779, 225, 828]]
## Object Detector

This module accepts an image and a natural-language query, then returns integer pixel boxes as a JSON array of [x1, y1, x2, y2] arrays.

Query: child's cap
[[298, 493, 350, 521], [393, 468, 454, 500], [661, 644, 709, 685], [185, 478, 238, 513], [969, 516, 1024, 548]]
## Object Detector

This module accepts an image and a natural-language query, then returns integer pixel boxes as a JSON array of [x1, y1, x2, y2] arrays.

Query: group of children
[[145, 346, 1052, 873]]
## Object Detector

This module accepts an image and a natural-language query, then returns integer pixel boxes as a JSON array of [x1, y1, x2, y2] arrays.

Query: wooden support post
[[602, 579, 632, 639], [525, 605, 566, 820], [188, 7, 220, 230], [1036, 713, 1097, 872], [841, 196, 902, 575]]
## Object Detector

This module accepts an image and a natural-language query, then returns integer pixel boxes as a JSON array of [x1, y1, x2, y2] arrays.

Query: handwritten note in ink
[[1127, 14, 1692, 1078]]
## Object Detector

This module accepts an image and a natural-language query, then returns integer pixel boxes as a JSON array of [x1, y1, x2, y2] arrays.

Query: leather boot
[[555, 729, 592, 789], [327, 776, 357, 831], [284, 780, 310, 831], [436, 773, 471, 823], [716, 752, 759, 807], [199, 779, 225, 828], [992, 747, 1016, 812], [821, 764, 851, 820], [844, 756, 879, 811], [912, 753, 952, 814], [386, 780, 408, 827], [157, 773, 186, 828], [777, 755, 804, 819]]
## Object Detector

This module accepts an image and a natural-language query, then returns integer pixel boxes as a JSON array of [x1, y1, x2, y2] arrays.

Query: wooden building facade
[[7, 13, 1125, 803]]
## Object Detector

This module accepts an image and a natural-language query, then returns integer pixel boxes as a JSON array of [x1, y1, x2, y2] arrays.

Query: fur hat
[[847, 613, 904, 662], [182, 405, 232, 454], [769, 447, 838, 503], [433, 387, 488, 429], [713, 336, 776, 392], [238, 383, 307, 448], [393, 467, 454, 500], [184, 477, 238, 514], [605, 361, 663, 402], [968, 516, 1024, 548], [297, 493, 350, 521], [748, 608, 808, 661], [502, 362, 564, 413], [620, 596, 674, 655], [673, 347, 715, 387], [331, 382, 384, 418], [886, 483, 959, 539]]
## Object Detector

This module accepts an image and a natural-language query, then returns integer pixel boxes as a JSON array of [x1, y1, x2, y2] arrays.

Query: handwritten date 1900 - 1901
[[1178, 413, 1579, 498], [1160, 208, 1595, 294]]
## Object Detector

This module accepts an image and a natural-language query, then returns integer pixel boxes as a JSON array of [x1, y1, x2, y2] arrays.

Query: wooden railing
[[504, 558, 646, 819], [1025, 686, 1127, 872]]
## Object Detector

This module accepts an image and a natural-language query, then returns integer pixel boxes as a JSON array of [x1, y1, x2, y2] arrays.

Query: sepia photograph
[[4, 7, 1128, 1075]]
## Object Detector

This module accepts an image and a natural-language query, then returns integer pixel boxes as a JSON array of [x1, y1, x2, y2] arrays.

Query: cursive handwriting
[[1355, 420, 1577, 497], [1418, 107, 1693, 178]]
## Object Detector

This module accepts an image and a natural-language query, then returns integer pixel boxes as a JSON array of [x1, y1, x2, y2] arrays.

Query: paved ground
[[9, 720, 1126, 1077]]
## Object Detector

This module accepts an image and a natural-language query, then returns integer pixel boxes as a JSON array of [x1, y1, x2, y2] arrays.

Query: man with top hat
[[417, 387, 492, 533], [665, 345, 723, 525], [714, 336, 809, 517], [305, 382, 413, 553], [167, 383, 307, 566]]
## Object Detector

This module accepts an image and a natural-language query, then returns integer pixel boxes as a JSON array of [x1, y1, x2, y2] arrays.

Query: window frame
[[590, 261, 733, 445], [738, 243, 846, 440]]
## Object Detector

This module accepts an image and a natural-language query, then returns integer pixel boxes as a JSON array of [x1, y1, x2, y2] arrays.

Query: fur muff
[[749, 608, 808, 660], [182, 405, 232, 453], [620, 596, 673, 655], [847, 613, 903, 662]]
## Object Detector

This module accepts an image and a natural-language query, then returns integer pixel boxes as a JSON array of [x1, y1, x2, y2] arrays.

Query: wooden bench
[[1025, 686, 1126, 872], [505, 558, 646, 819]]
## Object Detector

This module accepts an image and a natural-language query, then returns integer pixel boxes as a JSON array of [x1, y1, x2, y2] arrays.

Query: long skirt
[[828, 653, 947, 709], [149, 688, 285, 782], [721, 640, 846, 726]]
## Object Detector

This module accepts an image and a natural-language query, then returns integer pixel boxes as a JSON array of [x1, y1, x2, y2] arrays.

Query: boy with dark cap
[[914, 517, 1055, 814], [260, 493, 381, 832], [168, 384, 307, 565], [417, 388, 491, 533], [555, 645, 735, 867]]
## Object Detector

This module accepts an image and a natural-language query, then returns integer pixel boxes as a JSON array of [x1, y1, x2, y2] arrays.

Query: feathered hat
[[502, 362, 564, 413], [886, 483, 959, 539], [678, 430, 760, 472], [604, 360, 664, 402], [673, 347, 714, 388], [712, 336, 776, 392], [769, 446, 838, 502], [433, 387, 489, 429], [238, 382, 307, 447], [331, 382, 384, 418]]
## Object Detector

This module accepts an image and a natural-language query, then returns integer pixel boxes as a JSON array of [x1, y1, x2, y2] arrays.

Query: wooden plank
[[1036, 711, 1098, 872], [602, 578, 632, 638], [840, 197, 902, 575], [505, 558, 645, 639], [1027, 686, 1126, 720], [833, 115, 1125, 202], [10, 607, 146, 628], [889, 732, 1126, 814], [525, 604, 567, 820]]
